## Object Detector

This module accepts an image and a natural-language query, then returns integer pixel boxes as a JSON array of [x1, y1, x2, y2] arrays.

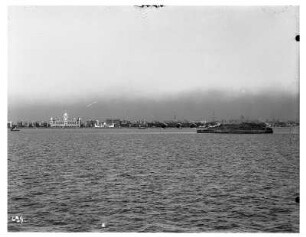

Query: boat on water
[[196, 122, 273, 134], [10, 126, 20, 132]]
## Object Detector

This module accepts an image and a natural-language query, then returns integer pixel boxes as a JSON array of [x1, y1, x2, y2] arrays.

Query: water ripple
[[8, 128, 299, 232]]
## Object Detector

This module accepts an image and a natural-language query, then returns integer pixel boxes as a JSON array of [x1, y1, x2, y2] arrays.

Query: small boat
[[10, 126, 20, 132]]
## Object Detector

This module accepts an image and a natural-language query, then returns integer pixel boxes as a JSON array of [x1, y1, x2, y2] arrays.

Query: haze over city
[[8, 6, 299, 122]]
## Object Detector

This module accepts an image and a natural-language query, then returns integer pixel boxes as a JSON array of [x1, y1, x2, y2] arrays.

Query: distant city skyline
[[8, 89, 299, 122], [8, 6, 299, 122]]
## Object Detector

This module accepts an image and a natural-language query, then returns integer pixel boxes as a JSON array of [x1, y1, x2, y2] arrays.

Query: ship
[[196, 122, 273, 134]]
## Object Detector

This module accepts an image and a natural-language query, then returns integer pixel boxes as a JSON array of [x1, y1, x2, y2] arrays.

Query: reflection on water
[[8, 128, 299, 232]]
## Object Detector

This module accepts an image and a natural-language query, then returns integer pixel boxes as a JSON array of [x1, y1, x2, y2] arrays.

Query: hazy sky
[[8, 6, 299, 121]]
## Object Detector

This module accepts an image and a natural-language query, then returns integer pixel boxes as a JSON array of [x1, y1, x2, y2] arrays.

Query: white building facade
[[50, 113, 81, 128]]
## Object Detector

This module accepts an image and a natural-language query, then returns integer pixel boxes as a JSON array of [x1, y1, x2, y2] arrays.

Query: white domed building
[[50, 113, 81, 128]]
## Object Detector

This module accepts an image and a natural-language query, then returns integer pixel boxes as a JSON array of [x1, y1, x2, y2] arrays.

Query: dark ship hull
[[197, 122, 273, 134]]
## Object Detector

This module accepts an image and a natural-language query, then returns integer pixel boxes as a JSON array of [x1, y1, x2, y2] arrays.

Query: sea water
[[8, 127, 299, 232]]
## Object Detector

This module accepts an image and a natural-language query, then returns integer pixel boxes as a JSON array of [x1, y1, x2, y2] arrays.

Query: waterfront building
[[50, 113, 81, 128], [7, 121, 13, 128], [85, 120, 96, 127], [120, 120, 131, 127], [105, 119, 120, 127], [17, 121, 24, 127]]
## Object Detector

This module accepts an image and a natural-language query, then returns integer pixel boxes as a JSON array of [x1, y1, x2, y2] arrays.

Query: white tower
[[63, 113, 68, 126]]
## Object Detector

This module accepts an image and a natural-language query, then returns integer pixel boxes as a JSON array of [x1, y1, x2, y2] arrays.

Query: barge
[[196, 122, 273, 134]]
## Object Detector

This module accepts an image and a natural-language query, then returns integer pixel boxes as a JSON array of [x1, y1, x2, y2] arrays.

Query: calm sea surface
[[8, 127, 299, 232]]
